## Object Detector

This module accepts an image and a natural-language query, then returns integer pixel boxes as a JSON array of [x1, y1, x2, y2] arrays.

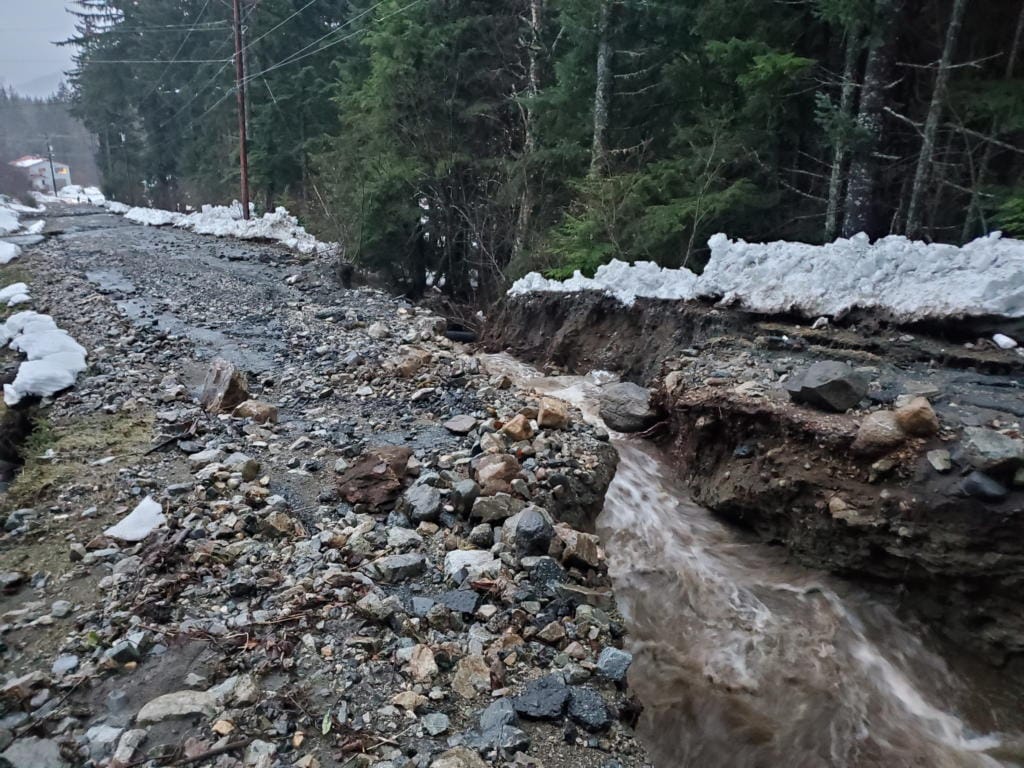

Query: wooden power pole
[[232, 0, 251, 220]]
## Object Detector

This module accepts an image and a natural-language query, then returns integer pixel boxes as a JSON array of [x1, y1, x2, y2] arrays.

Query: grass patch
[[3, 410, 154, 510]]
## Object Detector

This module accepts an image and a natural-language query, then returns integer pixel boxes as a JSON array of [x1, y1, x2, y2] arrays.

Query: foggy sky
[[0, 0, 78, 98]]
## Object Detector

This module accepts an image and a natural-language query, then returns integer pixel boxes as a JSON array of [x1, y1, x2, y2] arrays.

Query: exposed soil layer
[[487, 292, 1024, 663]]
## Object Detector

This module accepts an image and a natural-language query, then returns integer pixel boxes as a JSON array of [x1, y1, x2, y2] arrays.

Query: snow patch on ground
[[0, 242, 20, 265], [118, 201, 337, 256], [0, 283, 31, 307], [125, 207, 185, 227], [105, 201, 130, 215], [1, 310, 88, 406], [104, 496, 166, 541], [509, 232, 1024, 321]]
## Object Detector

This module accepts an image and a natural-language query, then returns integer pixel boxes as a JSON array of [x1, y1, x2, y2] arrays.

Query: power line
[[139, 0, 214, 103], [185, 3, 397, 124], [239, 0, 320, 54]]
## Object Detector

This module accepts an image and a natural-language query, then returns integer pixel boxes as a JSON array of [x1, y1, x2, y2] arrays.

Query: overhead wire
[[138, 0, 214, 102]]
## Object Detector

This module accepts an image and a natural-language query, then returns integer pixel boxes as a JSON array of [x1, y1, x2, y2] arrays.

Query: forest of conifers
[[68, 0, 1024, 298]]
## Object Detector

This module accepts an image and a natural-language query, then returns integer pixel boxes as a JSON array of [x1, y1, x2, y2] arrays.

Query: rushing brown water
[[481, 355, 1024, 768]]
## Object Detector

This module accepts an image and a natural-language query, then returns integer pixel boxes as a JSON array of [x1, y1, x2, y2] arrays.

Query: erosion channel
[[485, 292, 1024, 768]]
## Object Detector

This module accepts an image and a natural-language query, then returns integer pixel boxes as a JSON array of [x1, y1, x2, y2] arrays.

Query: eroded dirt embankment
[[486, 292, 1024, 663]]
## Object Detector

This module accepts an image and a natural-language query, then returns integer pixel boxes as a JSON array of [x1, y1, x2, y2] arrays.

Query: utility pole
[[232, 0, 251, 220], [45, 137, 58, 195]]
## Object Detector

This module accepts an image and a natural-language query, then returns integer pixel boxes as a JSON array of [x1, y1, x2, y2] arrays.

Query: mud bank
[[487, 292, 1024, 663]]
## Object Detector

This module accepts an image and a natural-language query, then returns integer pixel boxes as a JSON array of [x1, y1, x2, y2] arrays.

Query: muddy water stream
[[482, 354, 1024, 768]]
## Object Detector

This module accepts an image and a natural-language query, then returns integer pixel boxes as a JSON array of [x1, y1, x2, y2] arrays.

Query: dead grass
[[4, 409, 154, 510]]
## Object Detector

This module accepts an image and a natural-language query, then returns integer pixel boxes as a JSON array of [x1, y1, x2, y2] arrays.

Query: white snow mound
[[508, 232, 1024, 322], [125, 207, 185, 227], [104, 496, 166, 541], [0, 242, 20, 265], [2, 310, 87, 405]]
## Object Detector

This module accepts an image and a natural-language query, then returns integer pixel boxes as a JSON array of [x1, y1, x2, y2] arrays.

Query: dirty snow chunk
[[105, 201, 130, 214], [125, 207, 184, 227], [0, 242, 21, 265], [104, 496, 166, 542]]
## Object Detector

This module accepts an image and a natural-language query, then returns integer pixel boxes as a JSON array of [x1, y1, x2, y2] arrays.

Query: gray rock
[[411, 597, 436, 616], [471, 494, 524, 523], [511, 507, 554, 557], [513, 674, 569, 720], [136, 690, 218, 723], [598, 382, 659, 433], [188, 448, 225, 468], [50, 600, 73, 619], [961, 471, 1008, 500], [387, 527, 423, 550], [1, 736, 68, 768], [403, 484, 442, 523], [444, 550, 500, 583], [106, 640, 141, 664], [785, 362, 869, 413], [927, 449, 952, 473], [468, 523, 493, 548], [479, 698, 517, 731], [567, 687, 612, 731], [960, 428, 1024, 473], [362, 553, 428, 583], [451, 480, 481, 513], [444, 415, 478, 435], [438, 590, 480, 615], [51, 655, 79, 676], [596, 647, 632, 682], [85, 724, 123, 759], [0, 571, 26, 591], [422, 712, 450, 736]]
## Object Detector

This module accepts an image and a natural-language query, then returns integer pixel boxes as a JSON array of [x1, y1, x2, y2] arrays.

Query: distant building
[[8, 155, 72, 194]]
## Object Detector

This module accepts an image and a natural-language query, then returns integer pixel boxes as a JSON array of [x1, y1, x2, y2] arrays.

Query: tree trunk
[[842, 0, 902, 238], [825, 27, 861, 242], [961, 0, 1024, 241], [512, 0, 543, 266], [904, 0, 968, 238], [590, 0, 613, 177]]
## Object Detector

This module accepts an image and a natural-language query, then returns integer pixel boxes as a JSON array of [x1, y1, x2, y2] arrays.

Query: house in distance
[[8, 155, 72, 194]]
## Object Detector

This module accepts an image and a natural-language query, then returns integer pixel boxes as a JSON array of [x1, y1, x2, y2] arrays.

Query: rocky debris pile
[[0, 221, 648, 768]]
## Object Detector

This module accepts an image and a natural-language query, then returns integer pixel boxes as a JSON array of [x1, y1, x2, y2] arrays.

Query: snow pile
[[117, 201, 337, 256], [125, 207, 185, 227], [1, 310, 88, 406], [0, 242, 20, 265], [57, 185, 106, 204], [0, 205, 19, 236], [105, 201, 130, 215], [509, 232, 1024, 321], [509, 259, 699, 306], [0, 283, 31, 307]]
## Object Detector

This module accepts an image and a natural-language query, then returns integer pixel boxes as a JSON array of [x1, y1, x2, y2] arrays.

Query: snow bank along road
[[510, 231, 1024, 323]]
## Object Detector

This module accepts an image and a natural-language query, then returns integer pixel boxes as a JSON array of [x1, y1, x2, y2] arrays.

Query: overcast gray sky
[[0, 0, 77, 98]]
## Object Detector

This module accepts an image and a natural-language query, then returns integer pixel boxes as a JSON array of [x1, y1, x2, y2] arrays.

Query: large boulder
[[599, 382, 659, 433], [198, 358, 250, 414], [785, 361, 869, 413]]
